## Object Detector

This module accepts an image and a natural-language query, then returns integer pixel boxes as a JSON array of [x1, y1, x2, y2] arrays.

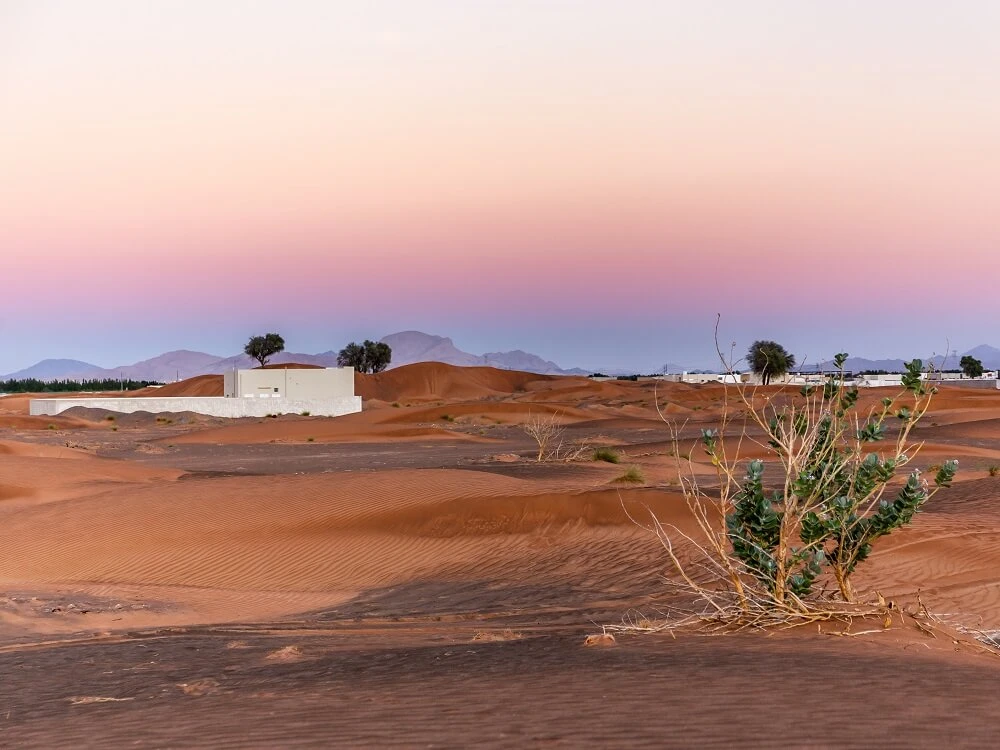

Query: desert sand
[[2, 363, 1000, 747]]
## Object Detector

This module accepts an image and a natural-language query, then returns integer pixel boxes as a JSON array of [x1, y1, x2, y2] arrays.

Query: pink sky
[[2, 2, 999, 373]]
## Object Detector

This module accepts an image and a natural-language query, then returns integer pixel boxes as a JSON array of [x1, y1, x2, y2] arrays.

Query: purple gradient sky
[[2, 1, 999, 374]]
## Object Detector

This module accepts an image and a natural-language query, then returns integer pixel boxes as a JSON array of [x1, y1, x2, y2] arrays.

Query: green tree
[[960, 355, 984, 378], [747, 340, 796, 385], [337, 342, 365, 370], [337, 340, 392, 374], [244, 333, 285, 367], [364, 340, 392, 374]]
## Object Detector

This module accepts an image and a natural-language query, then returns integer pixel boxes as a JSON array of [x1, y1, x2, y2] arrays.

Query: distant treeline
[[0, 378, 163, 393]]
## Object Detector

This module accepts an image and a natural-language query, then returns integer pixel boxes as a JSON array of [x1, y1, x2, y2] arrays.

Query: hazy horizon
[[3, 2, 998, 374], [1, 324, 989, 377]]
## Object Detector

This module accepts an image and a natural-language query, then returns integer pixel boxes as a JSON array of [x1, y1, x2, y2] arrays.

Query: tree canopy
[[747, 340, 796, 385], [244, 333, 285, 367], [337, 340, 392, 374], [960, 355, 984, 378]]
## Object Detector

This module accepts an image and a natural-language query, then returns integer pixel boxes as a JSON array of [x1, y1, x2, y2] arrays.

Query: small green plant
[[989, 465, 999, 477], [110, 425, 118, 432], [46, 423, 56, 430], [392, 402, 401, 408], [300, 410, 311, 417], [105, 415, 116, 422], [306, 436, 315, 442], [593, 447, 621, 464], [650, 353, 957, 622], [614, 465, 645, 484], [441, 414, 455, 422]]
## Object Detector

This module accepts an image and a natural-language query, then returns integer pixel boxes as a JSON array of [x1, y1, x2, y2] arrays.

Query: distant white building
[[30, 368, 362, 418]]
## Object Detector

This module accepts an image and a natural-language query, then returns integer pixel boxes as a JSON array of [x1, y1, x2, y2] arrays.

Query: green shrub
[[593, 447, 621, 464], [664, 354, 956, 616], [614, 465, 644, 484], [989, 465, 999, 477]]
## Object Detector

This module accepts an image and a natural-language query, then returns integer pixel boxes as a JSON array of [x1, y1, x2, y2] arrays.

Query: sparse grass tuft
[[990, 465, 1000, 477], [392, 402, 401, 408], [614, 465, 645, 484], [105, 415, 116, 421], [306, 436, 315, 442], [46, 423, 56, 430], [440, 414, 455, 422], [300, 410, 311, 417], [592, 447, 621, 464]]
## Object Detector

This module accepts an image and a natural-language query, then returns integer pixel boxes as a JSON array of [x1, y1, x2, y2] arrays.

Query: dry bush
[[613, 338, 957, 634], [522, 412, 590, 462]]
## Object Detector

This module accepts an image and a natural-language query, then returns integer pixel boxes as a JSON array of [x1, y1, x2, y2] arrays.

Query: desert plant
[[593, 447, 621, 464], [244, 332, 285, 367], [633, 351, 956, 628], [337, 340, 392, 374], [523, 412, 566, 461], [300, 410, 311, 417], [960, 355, 984, 378], [440, 414, 455, 422], [747, 340, 796, 385], [522, 412, 589, 462], [989, 465, 999, 478], [614, 465, 645, 484]]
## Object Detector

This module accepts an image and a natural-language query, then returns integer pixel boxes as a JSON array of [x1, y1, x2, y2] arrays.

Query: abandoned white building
[[29, 367, 362, 418]]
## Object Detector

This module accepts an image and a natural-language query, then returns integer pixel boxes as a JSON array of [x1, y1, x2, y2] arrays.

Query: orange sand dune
[[356, 362, 563, 402], [0, 414, 94, 430], [0, 468, 677, 625], [0, 441, 182, 509], [0, 439, 93, 459], [135, 374, 223, 397]]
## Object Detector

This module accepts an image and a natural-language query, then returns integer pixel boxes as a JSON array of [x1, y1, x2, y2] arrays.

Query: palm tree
[[747, 340, 795, 385]]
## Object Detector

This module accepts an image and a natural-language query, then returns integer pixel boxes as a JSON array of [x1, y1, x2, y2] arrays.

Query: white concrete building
[[30, 368, 362, 418]]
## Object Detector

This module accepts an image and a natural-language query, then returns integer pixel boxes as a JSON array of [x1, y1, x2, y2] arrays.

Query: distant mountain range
[[801, 345, 1000, 374], [1, 331, 591, 382], [9, 334, 997, 383]]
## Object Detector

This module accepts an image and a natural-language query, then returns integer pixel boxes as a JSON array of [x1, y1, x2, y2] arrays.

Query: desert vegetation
[[961, 355, 985, 378], [244, 333, 286, 367], [746, 340, 795, 385], [0, 378, 161, 393], [629, 353, 957, 630], [337, 340, 392, 374], [522, 412, 590, 462]]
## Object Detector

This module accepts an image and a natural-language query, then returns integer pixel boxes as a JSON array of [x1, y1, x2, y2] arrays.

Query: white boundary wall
[[30, 396, 362, 418]]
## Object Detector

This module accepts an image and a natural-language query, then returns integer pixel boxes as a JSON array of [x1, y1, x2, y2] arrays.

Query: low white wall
[[30, 396, 362, 419]]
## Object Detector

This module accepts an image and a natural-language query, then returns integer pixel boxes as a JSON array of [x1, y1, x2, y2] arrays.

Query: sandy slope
[[4, 365, 1000, 744]]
